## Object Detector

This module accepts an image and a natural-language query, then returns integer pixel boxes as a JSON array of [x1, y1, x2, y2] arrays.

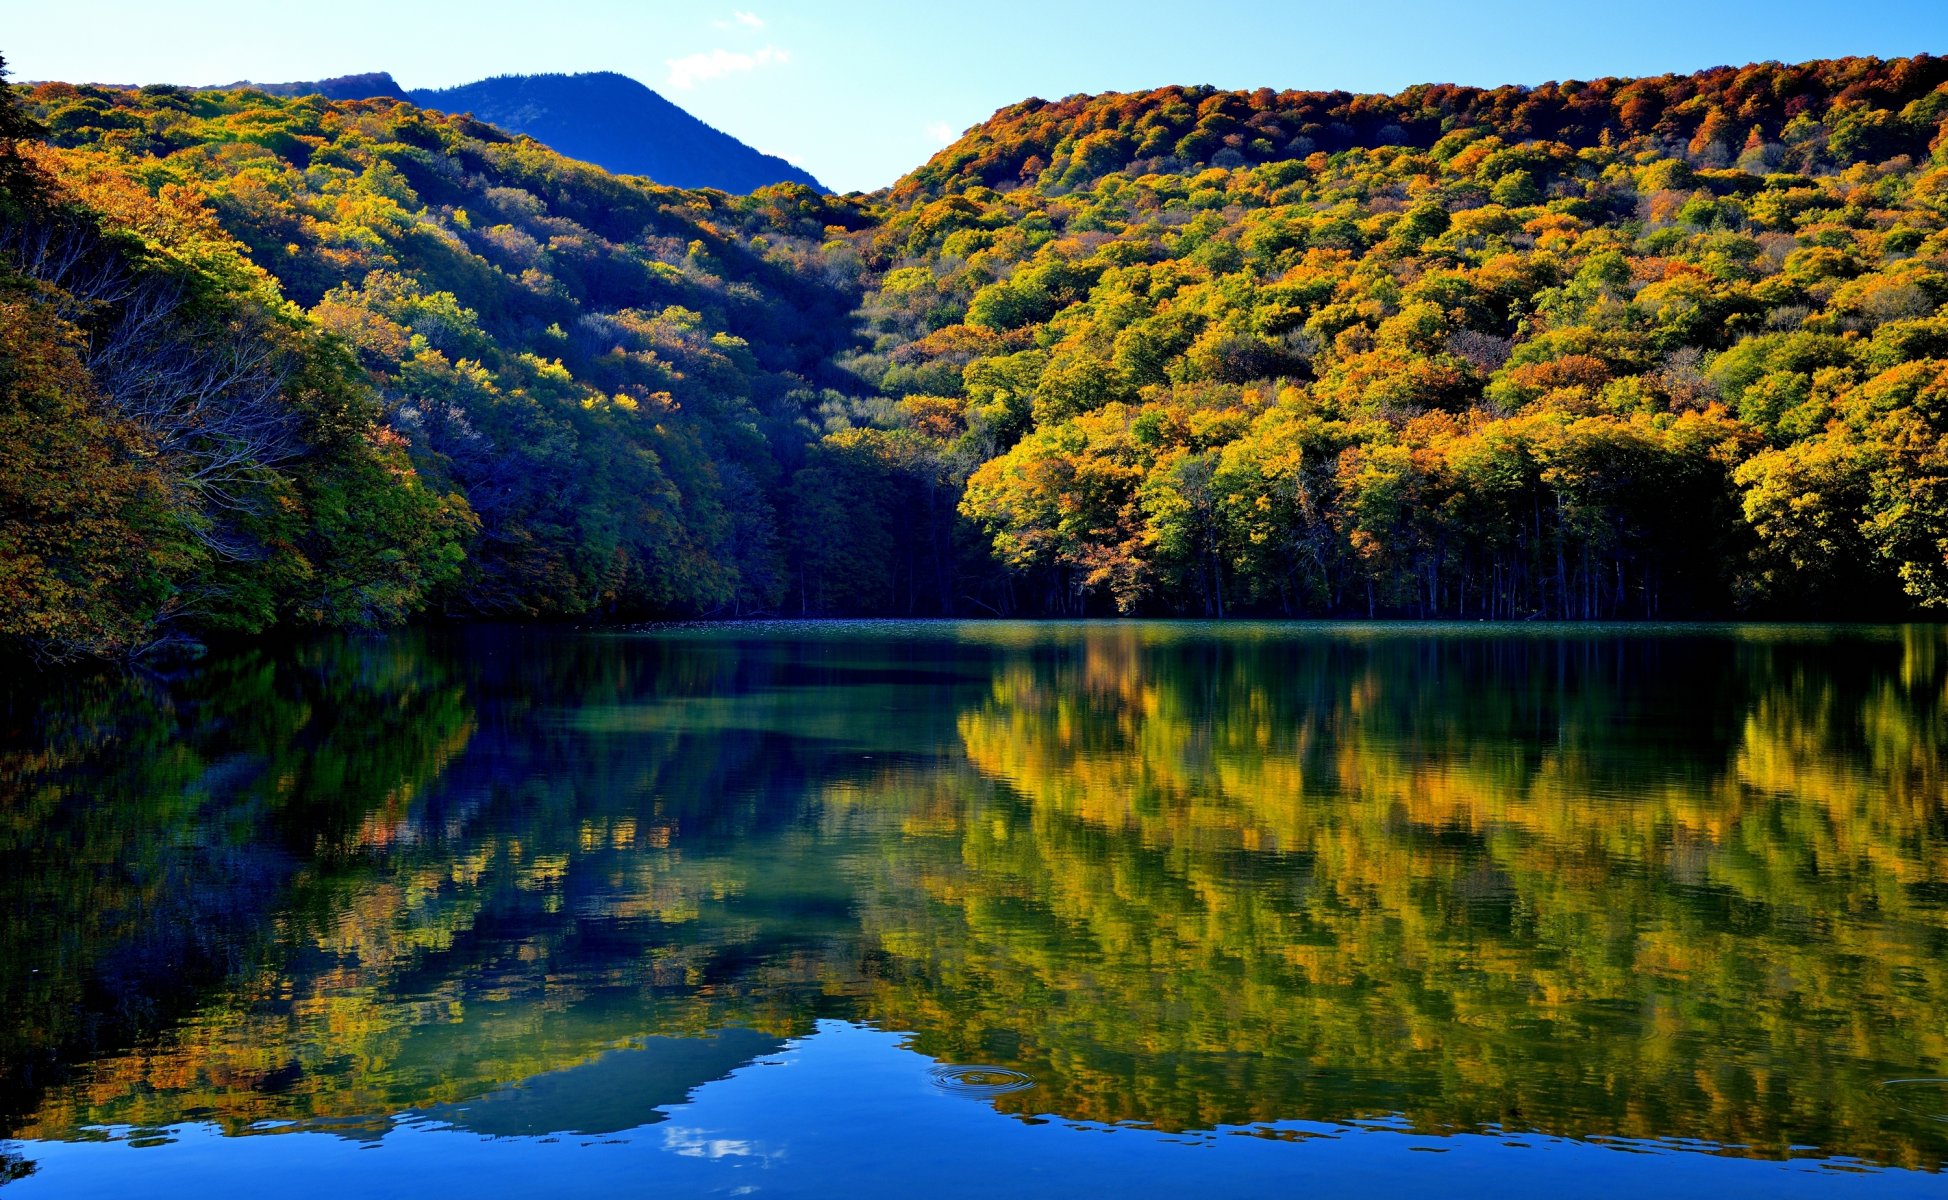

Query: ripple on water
[[926, 1064, 1036, 1099], [1879, 1079, 1948, 1123]]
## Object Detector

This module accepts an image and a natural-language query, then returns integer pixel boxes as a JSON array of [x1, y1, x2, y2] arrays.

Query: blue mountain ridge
[[223, 70, 824, 194]]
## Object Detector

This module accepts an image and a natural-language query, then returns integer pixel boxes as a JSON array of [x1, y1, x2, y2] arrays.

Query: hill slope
[[7, 52, 1948, 654], [8, 79, 870, 659], [406, 72, 823, 193], [841, 54, 1948, 618]]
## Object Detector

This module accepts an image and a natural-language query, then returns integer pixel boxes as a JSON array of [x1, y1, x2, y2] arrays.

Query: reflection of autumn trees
[[854, 627, 1948, 1165], [7, 631, 898, 1141], [5, 628, 1944, 1169], [0, 634, 475, 1130]]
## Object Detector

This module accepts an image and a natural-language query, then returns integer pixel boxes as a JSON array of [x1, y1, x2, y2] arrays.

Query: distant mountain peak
[[404, 72, 823, 194], [216, 69, 821, 194]]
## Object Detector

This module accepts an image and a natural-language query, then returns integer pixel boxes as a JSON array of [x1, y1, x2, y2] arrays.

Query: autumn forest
[[8, 52, 1948, 659]]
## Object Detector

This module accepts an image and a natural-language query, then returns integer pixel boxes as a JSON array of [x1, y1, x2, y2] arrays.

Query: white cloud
[[665, 45, 790, 90], [925, 122, 959, 146], [713, 10, 765, 30]]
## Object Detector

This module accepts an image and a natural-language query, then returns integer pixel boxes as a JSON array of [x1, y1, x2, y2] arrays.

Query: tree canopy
[[7, 53, 1948, 653]]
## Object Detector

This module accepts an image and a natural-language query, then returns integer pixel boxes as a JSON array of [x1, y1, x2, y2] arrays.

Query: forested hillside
[[5, 66, 871, 659], [5, 52, 1948, 658], [0, 73, 470, 660], [849, 56, 1948, 618]]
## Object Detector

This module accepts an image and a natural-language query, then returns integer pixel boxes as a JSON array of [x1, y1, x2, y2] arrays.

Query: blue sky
[[8, 1, 1948, 191]]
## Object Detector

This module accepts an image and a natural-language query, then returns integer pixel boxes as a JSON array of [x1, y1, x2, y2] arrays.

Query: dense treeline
[[6, 52, 1948, 652], [1, 64, 468, 659], [900, 57, 1948, 198], [837, 54, 1948, 618], [4, 60, 872, 658]]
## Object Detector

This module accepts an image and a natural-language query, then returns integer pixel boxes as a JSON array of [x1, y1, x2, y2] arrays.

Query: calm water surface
[[2, 621, 1945, 1197]]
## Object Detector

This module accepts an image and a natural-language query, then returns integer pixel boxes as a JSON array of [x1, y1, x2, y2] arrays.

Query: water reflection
[[1, 622, 1944, 1178]]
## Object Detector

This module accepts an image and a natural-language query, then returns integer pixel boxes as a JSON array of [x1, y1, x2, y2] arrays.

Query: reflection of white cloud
[[925, 122, 958, 146], [662, 1126, 760, 1159], [665, 45, 790, 90]]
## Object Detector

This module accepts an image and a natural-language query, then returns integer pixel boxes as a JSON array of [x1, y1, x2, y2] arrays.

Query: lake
[[1, 621, 1945, 1198]]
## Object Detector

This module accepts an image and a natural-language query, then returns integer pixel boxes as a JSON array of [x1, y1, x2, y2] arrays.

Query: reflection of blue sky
[[660, 1127, 766, 1161], [8, 1022, 1942, 1199], [420, 1028, 785, 1139]]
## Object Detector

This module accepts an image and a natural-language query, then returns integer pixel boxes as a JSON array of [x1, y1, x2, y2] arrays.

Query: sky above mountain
[[9, 0, 1948, 192]]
